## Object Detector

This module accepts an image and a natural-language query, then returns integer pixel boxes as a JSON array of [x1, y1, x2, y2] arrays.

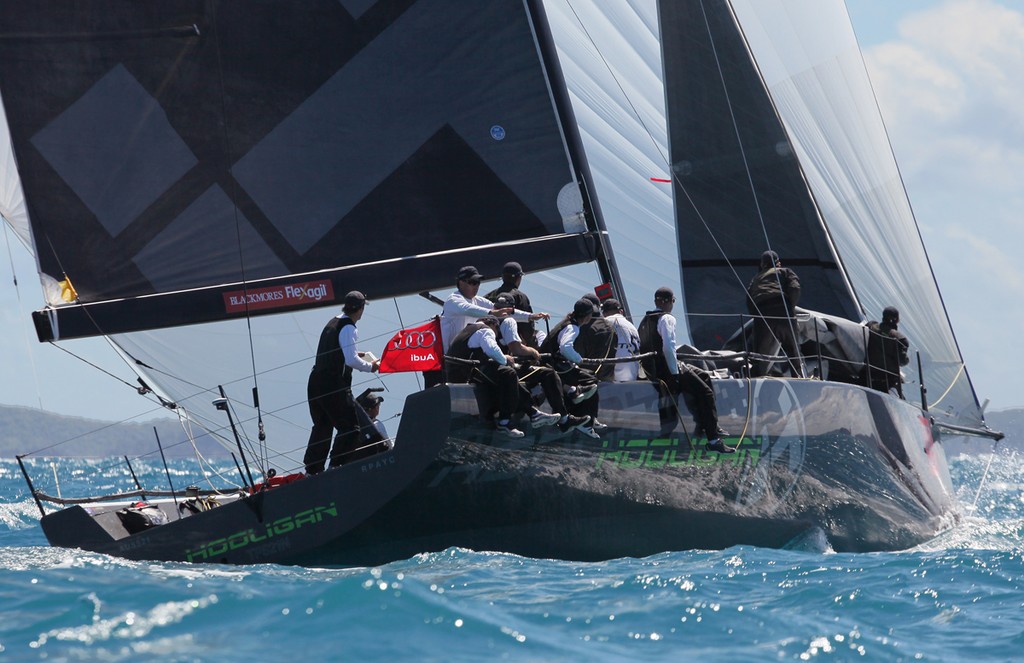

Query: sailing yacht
[[0, 0, 1000, 565]]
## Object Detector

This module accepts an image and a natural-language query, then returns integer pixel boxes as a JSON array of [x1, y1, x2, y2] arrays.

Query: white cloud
[[865, 0, 1024, 190], [944, 226, 1024, 293], [860, 0, 1024, 407]]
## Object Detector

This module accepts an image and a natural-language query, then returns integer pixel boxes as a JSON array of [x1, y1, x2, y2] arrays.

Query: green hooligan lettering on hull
[[593, 437, 764, 471], [271, 517, 295, 536], [184, 501, 339, 562], [228, 531, 249, 550]]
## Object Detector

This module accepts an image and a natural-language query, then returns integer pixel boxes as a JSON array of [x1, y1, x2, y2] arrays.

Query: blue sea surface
[[1, 449, 1022, 662]]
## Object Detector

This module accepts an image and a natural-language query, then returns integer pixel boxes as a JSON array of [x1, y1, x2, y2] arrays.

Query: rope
[[2, 221, 44, 410], [927, 362, 967, 410], [970, 438, 1000, 511]]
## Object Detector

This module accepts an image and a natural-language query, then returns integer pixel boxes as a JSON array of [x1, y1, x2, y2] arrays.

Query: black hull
[[40, 386, 451, 564], [41, 379, 955, 565]]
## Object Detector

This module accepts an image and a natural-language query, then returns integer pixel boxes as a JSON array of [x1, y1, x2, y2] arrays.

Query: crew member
[[447, 316, 561, 438], [485, 261, 542, 348], [746, 250, 804, 378], [493, 293, 590, 433], [304, 291, 381, 474], [426, 265, 547, 388], [601, 298, 641, 382], [440, 265, 549, 352], [356, 389, 389, 442], [576, 293, 616, 381], [638, 287, 732, 453], [540, 299, 603, 438], [865, 306, 910, 398]]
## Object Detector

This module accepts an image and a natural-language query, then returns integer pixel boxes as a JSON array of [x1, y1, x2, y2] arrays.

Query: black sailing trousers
[[304, 369, 359, 474]]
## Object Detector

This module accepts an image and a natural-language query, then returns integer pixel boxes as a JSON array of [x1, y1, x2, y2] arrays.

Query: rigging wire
[[563, 0, 786, 355], [926, 362, 967, 411], [1, 219, 44, 410], [393, 297, 422, 391], [971, 439, 1000, 512], [694, 0, 802, 367], [209, 0, 268, 468]]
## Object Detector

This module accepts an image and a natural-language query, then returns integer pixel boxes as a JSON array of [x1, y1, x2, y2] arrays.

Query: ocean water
[[1, 449, 1022, 662]]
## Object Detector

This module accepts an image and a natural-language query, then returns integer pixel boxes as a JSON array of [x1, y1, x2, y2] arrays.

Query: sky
[[0, 0, 1021, 424]]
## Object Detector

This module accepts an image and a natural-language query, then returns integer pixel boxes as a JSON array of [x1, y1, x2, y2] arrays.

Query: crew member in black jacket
[[304, 291, 381, 474], [746, 250, 804, 378], [865, 306, 910, 398]]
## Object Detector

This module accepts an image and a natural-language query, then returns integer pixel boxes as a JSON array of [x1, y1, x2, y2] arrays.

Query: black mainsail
[[0, 0, 618, 342]]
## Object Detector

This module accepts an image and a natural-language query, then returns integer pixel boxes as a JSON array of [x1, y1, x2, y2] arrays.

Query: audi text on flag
[[378, 318, 443, 373]]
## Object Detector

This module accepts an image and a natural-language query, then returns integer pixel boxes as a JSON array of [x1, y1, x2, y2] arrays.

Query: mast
[[526, 0, 630, 316]]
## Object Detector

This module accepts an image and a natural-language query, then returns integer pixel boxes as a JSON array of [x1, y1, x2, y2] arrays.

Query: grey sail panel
[[0, 0, 595, 338], [728, 0, 983, 428], [658, 0, 860, 348]]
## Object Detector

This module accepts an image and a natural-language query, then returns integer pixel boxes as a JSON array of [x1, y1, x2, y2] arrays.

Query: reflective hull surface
[[42, 380, 955, 566], [298, 379, 955, 566]]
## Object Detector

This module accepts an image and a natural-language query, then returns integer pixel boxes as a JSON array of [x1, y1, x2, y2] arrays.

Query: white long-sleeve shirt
[[337, 315, 375, 372], [441, 290, 530, 351], [498, 317, 521, 347], [557, 323, 584, 365], [466, 327, 507, 365], [605, 313, 640, 382], [658, 312, 680, 375]]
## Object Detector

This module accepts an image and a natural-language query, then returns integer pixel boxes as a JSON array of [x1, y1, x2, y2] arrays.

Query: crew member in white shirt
[[600, 298, 640, 382]]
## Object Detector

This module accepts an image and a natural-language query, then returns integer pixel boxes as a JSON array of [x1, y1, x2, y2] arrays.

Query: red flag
[[378, 318, 443, 373]]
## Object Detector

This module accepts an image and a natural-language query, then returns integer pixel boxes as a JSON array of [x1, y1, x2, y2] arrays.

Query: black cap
[[581, 292, 601, 314], [655, 286, 674, 301], [601, 298, 621, 313], [760, 250, 780, 269], [457, 265, 482, 282], [343, 291, 367, 311], [882, 306, 900, 324], [357, 392, 383, 409], [502, 261, 524, 276], [572, 299, 595, 320], [493, 293, 516, 309]]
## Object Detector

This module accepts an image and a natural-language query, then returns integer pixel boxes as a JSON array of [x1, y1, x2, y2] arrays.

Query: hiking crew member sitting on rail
[[540, 299, 603, 438], [441, 265, 548, 352], [446, 316, 561, 438], [492, 293, 590, 434], [575, 293, 616, 382], [485, 261, 543, 348], [601, 298, 641, 382], [638, 287, 732, 454]]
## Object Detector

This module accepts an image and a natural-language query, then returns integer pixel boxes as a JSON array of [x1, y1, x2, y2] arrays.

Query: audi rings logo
[[391, 329, 438, 350]]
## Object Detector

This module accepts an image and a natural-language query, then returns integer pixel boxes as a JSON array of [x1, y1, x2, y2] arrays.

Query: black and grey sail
[[0, 0, 619, 342], [653, 0, 985, 432]]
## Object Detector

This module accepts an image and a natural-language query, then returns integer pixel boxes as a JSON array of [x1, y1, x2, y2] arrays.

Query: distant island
[[0, 404, 230, 458]]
